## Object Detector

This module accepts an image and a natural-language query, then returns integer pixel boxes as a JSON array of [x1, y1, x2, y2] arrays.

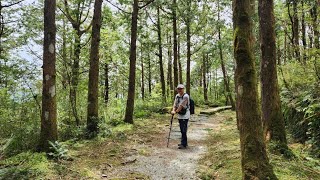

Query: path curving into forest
[[104, 113, 223, 179]]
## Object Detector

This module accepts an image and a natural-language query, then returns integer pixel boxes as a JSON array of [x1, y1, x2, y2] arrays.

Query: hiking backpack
[[177, 93, 195, 115], [189, 97, 195, 114]]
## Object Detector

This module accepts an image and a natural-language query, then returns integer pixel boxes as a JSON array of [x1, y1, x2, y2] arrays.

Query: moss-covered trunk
[[259, 0, 289, 152], [233, 0, 278, 179]]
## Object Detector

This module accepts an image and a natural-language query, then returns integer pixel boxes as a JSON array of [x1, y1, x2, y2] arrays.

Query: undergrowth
[[198, 111, 320, 180]]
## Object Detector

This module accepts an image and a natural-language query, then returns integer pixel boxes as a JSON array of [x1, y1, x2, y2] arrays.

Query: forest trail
[[103, 113, 225, 179]]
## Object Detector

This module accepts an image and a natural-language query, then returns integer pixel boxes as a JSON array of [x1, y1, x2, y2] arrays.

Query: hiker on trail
[[171, 84, 190, 149]]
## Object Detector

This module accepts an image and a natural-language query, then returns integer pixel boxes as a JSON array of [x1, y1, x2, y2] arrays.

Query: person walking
[[171, 84, 190, 149]]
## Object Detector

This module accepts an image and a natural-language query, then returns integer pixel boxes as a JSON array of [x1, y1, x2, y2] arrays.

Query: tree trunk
[[233, 0, 277, 178], [293, 0, 300, 60], [202, 53, 208, 102], [172, 0, 178, 89], [259, 0, 289, 151], [141, 50, 145, 100], [218, 0, 235, 110], [61, 17, 69, 90], [39, 0, 58, 152], [157, 6, 166, 103], [178, 34, 183, 84], [148, 53, 152, 95], [124, 0, 139, 124], [62, 0, 92, 126], [186, 0, 191, 95], [301, 1, 307, 64], [311, 3, 319, 49], [167, 34, 173, 100], [104, 62, 109, 104], [0, 2, 3, 60], [86, 0, 102, 135], [70, 31, 81, 126]]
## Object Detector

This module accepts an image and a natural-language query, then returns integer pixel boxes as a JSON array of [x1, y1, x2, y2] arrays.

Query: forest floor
[[48, 110, 223, 180], [1, 109, 320, 179]]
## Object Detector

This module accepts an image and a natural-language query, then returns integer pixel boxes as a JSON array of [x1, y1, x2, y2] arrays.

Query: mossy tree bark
[[39, 0, 58, 152], [86, 0, 103, 135], [233, 0, 278, 179], [259, 0, 289, 152]]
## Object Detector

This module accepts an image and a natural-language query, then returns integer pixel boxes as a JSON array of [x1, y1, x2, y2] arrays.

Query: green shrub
[[0, 152, 52, 179], [48, 141, 69, 160], [280, 62, 320, 157], [1, 125, 39, 157]]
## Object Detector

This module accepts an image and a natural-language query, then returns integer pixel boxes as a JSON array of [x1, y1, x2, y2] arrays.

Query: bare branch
[[139, 0, 155, 9], [1, 0, 24, 8], [104, 0, 131, 14]]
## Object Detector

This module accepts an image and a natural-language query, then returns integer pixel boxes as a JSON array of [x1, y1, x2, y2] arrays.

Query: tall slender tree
[[202, 53, 208, 102], [186, 0, 191, 95], [104, 61, 109, 104], [233, 0, 277, 178], [39, 0, 58, 152], [157, 6, 166, 103], [172, 0, 178, 90], [218, 0, 235, 110], [167, 34, 173, 100], [124, 0, 139, 124], [60, 0, 93, 125], [259, 0, 289, 152], [86, 0, 103, 135]]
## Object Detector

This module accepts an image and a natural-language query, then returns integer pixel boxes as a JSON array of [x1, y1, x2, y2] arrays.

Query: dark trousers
[[178, 119, 189, 146]]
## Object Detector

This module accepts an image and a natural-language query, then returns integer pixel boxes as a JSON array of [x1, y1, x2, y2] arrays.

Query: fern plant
[[48, 141, 69, 160]]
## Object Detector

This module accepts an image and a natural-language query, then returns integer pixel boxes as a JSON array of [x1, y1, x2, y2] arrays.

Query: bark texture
[[233, 0, 278, 179], [86, 0, 103, 135], [124, 0, 139, 124], [39, 0, 58, 152], [259, 0, 288, 151]]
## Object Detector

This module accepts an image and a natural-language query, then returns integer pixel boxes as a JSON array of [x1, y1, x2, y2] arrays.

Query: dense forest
[[0, 0, 319, 179]]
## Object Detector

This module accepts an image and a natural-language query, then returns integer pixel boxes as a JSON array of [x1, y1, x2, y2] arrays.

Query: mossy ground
[[198, 110, 320, 180], [0, 114, 168, 180]]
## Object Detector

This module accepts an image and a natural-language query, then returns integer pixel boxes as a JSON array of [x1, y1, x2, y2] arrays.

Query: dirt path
[[104, 114, 223, 180]]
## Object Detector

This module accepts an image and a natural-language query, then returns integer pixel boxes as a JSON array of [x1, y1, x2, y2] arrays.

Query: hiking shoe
[[178, 146, 187, 149], [178, 144, 188, 147]]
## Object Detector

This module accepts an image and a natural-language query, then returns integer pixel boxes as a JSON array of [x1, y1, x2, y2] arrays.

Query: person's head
[[176, 84, 185, 95]]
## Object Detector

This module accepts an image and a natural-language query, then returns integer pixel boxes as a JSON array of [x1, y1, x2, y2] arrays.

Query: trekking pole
[[167, 114, 174, 147]]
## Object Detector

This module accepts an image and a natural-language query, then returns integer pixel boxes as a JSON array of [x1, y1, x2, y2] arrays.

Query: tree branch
[[139, 0, 155, 9], [1, 0, 24, 8], [104, 0, 131, 14]]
